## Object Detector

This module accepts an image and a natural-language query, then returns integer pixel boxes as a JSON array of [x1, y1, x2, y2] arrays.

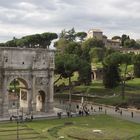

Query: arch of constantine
[[0, 47, 54, 117]]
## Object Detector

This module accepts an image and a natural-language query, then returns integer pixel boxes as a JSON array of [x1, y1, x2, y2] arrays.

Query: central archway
[[8, 78, 29, 114]]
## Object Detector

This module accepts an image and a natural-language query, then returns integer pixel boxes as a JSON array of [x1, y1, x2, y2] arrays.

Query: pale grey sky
[[0, 0, 140, 42]]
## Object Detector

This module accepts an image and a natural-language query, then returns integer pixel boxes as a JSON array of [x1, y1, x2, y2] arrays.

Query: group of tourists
[[75, 104, 103, 117], [57, 100, 135, 119]]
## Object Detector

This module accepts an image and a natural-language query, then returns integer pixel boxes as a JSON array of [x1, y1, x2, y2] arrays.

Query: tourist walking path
[[90, 104, 140, 124], [0, 101, 140, 124], [55, 100, 140, 124]]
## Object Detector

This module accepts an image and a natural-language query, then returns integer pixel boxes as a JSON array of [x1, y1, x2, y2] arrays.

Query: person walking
[[131, 112, 134, 118], [120, 110, 122, 116]]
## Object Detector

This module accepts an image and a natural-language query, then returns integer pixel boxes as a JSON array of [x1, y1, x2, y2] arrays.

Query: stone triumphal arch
[[0, 47, 54, 117]]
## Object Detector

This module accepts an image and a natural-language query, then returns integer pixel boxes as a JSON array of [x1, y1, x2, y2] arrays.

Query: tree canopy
[[55, 53, 80, 78], [59, 28, 76, 41], [75, 32, 87, 41], [3, 32, 58, 48]]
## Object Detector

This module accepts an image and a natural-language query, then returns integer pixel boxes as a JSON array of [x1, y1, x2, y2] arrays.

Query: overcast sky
[[0, 0, 140, 42]]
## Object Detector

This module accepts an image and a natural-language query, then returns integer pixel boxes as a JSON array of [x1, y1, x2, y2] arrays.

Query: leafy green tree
[[120, 53, 132, 99], [54, 38, 69, 53], [65, 41, 82, 56], [82, 38, 104, 49], [103, 52, 133, 99], [40, 32, 58, 48], [105, 48, 116, 57], [112, 36, 121, 40], [55, 53, 80, 109], [0, 43, 5, 47], [124, 39, 136, 48], [67, 28, 76, 41], [81, 38, 104, 62], [55, 53, 80, 82], [78, 60, 91, 85], [4, 32, 58, 48], [76, 32, 87, 41], [103, 52, 122, 66], [55, 37, 92, 86], [59, 28, 76, 41], [6, 40, 17, 47], [133, 54, 140, 78], [103, 64, 120, 89], [59, 29, 67, 39], [16, 38, 29, 47], [81, 45, 91, 62], [55, 39, 82, 56], [103, 53, 122, 89], [121, 34, 130, 46], [89, 47, 105, 63]]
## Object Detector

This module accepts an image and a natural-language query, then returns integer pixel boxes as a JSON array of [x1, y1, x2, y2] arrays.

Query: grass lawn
[[26, 115, 140, 140], [73, 80, 114, 96], [126, 78, 140, 88], [0, 115, 140, 140], [0, 122, 45, 140]]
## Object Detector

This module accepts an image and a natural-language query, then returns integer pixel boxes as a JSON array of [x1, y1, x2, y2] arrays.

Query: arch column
[[31, 75, 37, 113], [0, 71, 3, 117], [27, 88, 32, 114], [45, 70, 54, 113], [2, 76, 9, 117]]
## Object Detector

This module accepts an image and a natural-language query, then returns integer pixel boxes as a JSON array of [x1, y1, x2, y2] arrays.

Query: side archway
[[36, 90, 46, 112]]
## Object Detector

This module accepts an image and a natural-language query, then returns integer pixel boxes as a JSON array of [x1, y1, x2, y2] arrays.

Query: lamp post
[[68, 77, 72, 114], [13, 79, 19, 140]]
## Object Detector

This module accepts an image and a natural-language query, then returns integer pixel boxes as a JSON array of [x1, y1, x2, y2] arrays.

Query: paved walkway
[[0, 107, 66, 121], [0, 103, 140, 124], [55, 101, 140, 124], [89, 104, 140, 124]]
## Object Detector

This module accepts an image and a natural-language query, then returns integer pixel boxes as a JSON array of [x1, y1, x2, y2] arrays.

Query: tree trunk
[[54, 74, 62, 85]]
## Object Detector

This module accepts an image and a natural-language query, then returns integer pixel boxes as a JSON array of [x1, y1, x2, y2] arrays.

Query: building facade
[[87, 29, 121, 48]]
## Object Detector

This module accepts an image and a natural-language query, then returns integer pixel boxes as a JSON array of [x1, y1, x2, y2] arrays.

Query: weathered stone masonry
[[0, 47, 54, 117]]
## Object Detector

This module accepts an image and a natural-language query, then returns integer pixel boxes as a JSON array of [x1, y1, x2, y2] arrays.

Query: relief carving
[[33, 52, 47, 68], [36, 77, 48, 85]]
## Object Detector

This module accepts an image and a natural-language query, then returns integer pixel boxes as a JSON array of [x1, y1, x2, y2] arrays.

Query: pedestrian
[[31, 115, 33, 120], [131, 112, 134, 118], [10, 116, 12, 121], [115, 106, 119, 112], [76, 105, 79, 109], [67, 111, 70, 117], [100, 106, 102, 111], [57, 112, 61, 119], [79, 110, 81, 116], [85, 110, 89, 116], [120, 110, 122, 115], [81, 110, 84, 116]]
